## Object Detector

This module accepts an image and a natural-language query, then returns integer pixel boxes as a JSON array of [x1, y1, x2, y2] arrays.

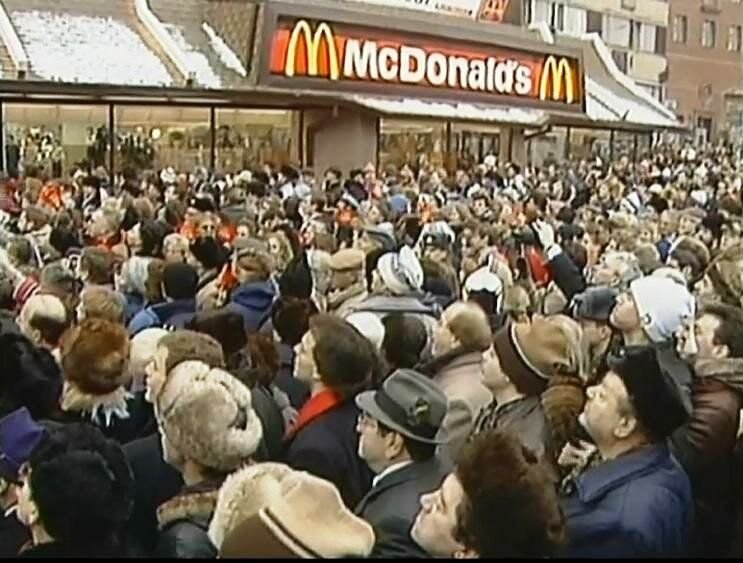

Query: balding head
[[19, 293, 69, 349], [435, 301, 492, 355]]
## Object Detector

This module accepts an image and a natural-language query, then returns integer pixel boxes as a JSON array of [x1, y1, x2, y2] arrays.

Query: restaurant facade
[[0, 0, 680, 177]]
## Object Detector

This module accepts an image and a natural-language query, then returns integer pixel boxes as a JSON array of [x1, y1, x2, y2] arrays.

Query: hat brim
[[355, 392, 449, 445]]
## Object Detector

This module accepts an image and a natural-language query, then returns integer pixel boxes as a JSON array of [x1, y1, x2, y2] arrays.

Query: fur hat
[[705, 244, 743, 308], [630, 276, 695, 344], [377, 246, 423, 294], [493, 315, 585, 396], [61, 318, 131, 395], [218, 464, 374, 558], [209, 462, 294, 550], [157, 362, 263, 472], [158, 330, 225, 374]]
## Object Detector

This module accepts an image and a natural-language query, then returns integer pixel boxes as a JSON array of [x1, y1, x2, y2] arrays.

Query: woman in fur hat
[[60, 318, 154, 444], [152, 360, 264, 558], [474, 314, 587, 478]]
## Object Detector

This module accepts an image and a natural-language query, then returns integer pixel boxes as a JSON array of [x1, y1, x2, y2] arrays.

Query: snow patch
[[163, 23, 221, 88], [202, 22, 247, 77], [12, 10, 172, 86]]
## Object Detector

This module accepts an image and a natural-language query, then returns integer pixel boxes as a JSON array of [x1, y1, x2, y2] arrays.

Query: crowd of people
[[0, 141, 741, 557]]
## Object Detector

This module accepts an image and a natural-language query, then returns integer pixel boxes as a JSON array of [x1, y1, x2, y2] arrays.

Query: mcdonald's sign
[[266, 17, 584, 110]]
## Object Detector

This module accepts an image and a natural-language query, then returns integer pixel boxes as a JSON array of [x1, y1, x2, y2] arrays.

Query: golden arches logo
[[539, 56, 575, 104], [284, 20, 340, 80]]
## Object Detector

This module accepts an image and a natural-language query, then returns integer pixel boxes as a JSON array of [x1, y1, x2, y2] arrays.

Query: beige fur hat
[[218, 464, 375, 558], [157, 361, 263, 473]]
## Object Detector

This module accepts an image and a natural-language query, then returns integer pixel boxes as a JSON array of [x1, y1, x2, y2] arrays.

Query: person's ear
[[614, 414, 637, 440], [386, 432, 405, 459]]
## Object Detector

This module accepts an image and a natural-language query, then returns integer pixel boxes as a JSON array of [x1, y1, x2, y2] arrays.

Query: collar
[[327, 281, 366, 310], [575, 443, 670, 504], [286, 388, 345, 439], [372, 460, 413, 488], [60, 382, 131, 427], [157, 479, 222, 529]]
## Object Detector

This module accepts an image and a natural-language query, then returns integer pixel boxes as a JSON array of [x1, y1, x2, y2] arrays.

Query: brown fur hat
[[61, 318, 130, 395]]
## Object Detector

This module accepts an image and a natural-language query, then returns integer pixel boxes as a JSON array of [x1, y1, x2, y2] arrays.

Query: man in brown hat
[[327, 248, 367, 318], [354, 369, 451, 558]]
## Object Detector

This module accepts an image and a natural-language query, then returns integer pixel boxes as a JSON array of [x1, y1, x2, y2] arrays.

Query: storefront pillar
[[305, 108, 377, 175], [108, 104, 115, 176]]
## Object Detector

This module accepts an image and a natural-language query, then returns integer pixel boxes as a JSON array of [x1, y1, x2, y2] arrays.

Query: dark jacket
[[0, 514, 29, 558], [228, 280, 276, 333], [561, 443, 693, 558], [18, 537, 132, 558], [274, 343, 310, 410], [60, 391, 155, 445], [670, 365, 743, 557], [355, 456, 451, 558], [122, 292, 146, 325], [154, 480, 220, 558], [250, 384, 286, 462], [124, 432, 183, 555], [128, 298, 197, 335], [548, 249, 586, 302], [284, 397, 373, 509]]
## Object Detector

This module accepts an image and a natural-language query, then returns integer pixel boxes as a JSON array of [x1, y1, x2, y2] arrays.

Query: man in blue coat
[[560, 347, 694, 558], [128, 263, 198, 335]]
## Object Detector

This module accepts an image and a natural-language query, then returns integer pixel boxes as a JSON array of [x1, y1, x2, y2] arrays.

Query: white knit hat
[[377, 246, 424, 295], [345, 312, 385, 350], [630, 276, 695, 344], [157, 361, 263, 472]]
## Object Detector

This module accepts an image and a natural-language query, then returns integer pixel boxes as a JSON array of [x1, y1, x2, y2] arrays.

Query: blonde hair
[[80, 286, 124, 323], [444, 301, 492, 352]]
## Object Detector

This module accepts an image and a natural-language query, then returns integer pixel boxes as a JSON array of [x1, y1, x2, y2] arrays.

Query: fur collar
[[417, 346, 476, 378], [327, 281, 366, 311], [694, 358, 743, 395], [60, 382, 131, 427], [157, 481, 221, 529]]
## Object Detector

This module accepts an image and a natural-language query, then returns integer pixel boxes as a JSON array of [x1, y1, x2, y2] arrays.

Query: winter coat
[[561, 443, 693, 558], [154, 479, 220, 558], [548, 249, 587, 303], [59, 386, 155, 445], [418, 349, 492, 459], [124, 432, 183, 555], [122, 292, 146, 325], [128, 298, 197, 335], [250, 384, 287, 462], [227, 280, 276, 333], [355, 456, 451, 558], [284, 393, 373, 509], [670, 359, 743, 556], [18, 540, 131, 558], [0, 513, 29, 558]]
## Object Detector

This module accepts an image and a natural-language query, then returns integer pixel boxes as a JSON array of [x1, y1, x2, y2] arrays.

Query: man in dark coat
[[560, 348, 693, 558], [355, 369, 451, 558], [283, 315, 375, 508]]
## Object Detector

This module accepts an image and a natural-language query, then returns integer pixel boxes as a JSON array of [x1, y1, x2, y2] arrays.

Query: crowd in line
[[0, 143, 741, 557]]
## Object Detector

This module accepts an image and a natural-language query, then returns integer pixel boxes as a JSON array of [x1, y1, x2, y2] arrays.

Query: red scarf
[[286, 388, 344, 439]]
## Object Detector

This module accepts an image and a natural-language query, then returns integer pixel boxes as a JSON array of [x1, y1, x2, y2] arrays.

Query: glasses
[[357, 412, 378, 430]]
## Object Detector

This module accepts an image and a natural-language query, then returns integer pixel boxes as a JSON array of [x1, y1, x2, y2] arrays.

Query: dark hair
[[49, 226, 80, 257], [377, 420, 436, 462], [29, 423, 134, 548], [162, 263, 199, 300], [701, 302, 743, 358], [310, 315, 373, 399], [138, 220, 168, 257], [80, 247, 117, 285], [190, 236, 228, 271], [365, 248, 386, 291], [271, 297, 318, 346], [381, 314, 426, 370], [245, 332, 280, 388], [454, 430, 566, 558], [186, 309, 247, 368]]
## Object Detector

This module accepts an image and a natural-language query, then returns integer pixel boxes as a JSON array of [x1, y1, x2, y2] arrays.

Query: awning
[[586, 77, 679, 129], [346, 95, 550, 127]]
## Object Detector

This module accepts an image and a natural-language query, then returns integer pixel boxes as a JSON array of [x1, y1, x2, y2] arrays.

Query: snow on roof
[[585, 77, 678, 128], [349, 96, 547, 125], [163, 23, 221, 89], [12, 10, 173, 86], [202, 22, 247, 78]]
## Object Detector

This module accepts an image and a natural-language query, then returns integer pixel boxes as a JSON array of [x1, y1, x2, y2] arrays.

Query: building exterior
[[522, 0, 669, 101], [666, 0, 743, 143]]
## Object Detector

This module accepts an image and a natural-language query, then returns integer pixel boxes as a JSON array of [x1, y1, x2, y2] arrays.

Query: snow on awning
[[348, 96, 549, 126], [585, 77, 678, 129]]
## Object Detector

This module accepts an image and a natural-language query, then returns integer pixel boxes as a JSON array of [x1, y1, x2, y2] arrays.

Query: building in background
[[522, 0, 669, 102], [666, 0, 743, 143]]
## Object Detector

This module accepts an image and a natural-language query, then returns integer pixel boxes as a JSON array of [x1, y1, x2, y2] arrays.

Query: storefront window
[[3, 103, 109, 178], [215, 109, 293, 173], [379, 119, 446, 172], [115, 106, 210, 173], [569, 129, 612, 162], [451, 123, 500, 169], [529, 129, 567, 167]]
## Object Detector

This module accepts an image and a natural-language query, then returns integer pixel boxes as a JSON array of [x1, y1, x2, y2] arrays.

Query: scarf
[[60, 382, 132, 428], [285, 388, 344, 439]]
